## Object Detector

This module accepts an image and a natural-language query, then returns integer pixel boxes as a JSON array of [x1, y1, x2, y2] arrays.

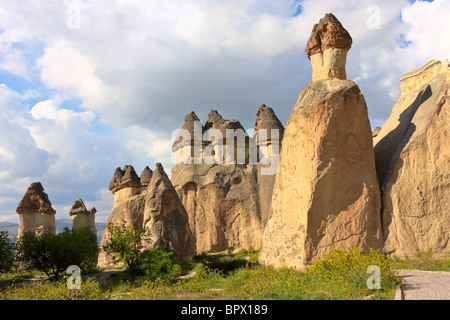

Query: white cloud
[[1, 0, 449, 223]]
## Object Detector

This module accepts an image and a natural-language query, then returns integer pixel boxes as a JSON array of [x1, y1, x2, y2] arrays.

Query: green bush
[[0, 231, 14, 273], [101, 223, 151, 280], [14, 227, 99, 281], [138, 246, 186, 281]]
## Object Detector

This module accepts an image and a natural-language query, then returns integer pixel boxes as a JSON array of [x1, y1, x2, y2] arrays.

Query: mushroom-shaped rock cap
[[121, 165, 141, 188], [305, 13, 352, 59], [140, 166, 153, 187], [173, 111, 205, 150], [16, 182, 56, 215], [69, 199, 89, 216], [205, 109, 226, 129], [204, 109, 247, 144], [109, 167, 124, 193]]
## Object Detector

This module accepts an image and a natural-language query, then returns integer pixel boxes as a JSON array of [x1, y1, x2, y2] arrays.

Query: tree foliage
[[102, 223, 152, 280], [0, 230, 15, 272], [14, 227, 99, 281]]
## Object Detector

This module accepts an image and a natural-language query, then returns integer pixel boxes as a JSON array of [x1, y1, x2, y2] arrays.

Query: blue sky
[[0, 0, 449, 224]]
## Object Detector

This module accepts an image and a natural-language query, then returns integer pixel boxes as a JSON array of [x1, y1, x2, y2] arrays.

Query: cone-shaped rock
[[121, 165, 141, 188], [108, 167, 124, 194], [254, 104, 285, 146], [258, 14, 381, 269], [142, 163, 196, 259], [173, 111, 204, 151], [374, 59, 450, 257], [140, 166, 153, 187]]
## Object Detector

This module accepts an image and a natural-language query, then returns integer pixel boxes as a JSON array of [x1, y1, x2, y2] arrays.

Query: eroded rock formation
[[171, 163, 275, 254], [69, 198, 97, 234], [98, 163, 195, 267], [306, 13, 352, 81], [374, 59, 450, 258], [258, 14, 381, 269], [170, 104, 283, 254], [16, 182, 56, 237], [142, 163, 196, 259]]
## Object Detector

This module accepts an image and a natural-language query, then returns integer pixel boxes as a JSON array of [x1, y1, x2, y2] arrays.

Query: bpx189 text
[[225, 305, 268, 315]]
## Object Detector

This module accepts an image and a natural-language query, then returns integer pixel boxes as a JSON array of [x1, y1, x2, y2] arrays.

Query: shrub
[[14, 227, 99, 281], [138, 246, 186, 281], [101, 223, 151, 280], [0, 231, 14, 273]]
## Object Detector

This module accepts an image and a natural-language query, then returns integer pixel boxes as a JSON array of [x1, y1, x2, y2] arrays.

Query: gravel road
[[396, 270, 450, 300]]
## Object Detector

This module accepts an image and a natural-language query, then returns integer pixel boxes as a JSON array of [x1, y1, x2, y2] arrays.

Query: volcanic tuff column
[[16, 182, 56, 237], [69, 198, 97, 234], [374, 59, 450, 257], [258, 13, 382, 269]]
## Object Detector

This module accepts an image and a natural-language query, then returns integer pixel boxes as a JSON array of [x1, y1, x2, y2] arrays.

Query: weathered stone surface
[[171, 163, 275, 254], [254, 104, 284, 146], [69, 198, 97, 234], [306, 13, 352, 81], [140, 166, 153, 187], [258, 79, 382, 269], [142, 163, 195, 259], [372, 126, 381, 138], [98, 192, 146, 267], [108, 165, 148, 207], [374, 59, 450, 258], [98, 163, 195, 267], [16, 182, 56, 237]]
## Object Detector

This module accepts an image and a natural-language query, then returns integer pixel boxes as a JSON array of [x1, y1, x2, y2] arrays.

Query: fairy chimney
[[109, 165, 144, 207], [254, 104, 284, 160], [16, 182, 56, 237], [172, 111, 206, 164], [305, 13, 352, 81], [204, 110, 250, 164], [69, 199, 97, 234]]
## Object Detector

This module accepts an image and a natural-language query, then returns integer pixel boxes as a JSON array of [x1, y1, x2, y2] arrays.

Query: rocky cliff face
[[16, 182, 56, 237], [374, 59, 450, 258], [258, 14, 381, 269], [171, 163, 275, 254]]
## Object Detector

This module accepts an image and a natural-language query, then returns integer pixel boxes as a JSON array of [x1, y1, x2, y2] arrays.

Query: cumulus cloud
[[0, 0, 449, 223]]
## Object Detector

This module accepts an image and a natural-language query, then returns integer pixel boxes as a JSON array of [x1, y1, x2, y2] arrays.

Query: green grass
[[1, 247, 448, 300], [390, 250, 450, 271]]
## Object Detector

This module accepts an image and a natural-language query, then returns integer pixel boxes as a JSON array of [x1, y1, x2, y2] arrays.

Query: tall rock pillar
[[258, 14, 382, 269]]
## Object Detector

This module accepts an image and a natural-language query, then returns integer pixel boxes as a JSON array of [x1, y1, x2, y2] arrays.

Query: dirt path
[[396, 270, 450, 300]]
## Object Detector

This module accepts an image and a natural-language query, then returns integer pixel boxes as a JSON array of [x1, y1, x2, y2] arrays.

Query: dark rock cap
[[305, 13, 352, 59], [121, 165, 141, 188], [140, 166, 153, 187], [173, 111, 205, 150], [255, 104, 284, 145], [205, 109, 247, 144], [70, 199, 88, 216], [109, 165, 141, 194], [16, 182, 56, 215]]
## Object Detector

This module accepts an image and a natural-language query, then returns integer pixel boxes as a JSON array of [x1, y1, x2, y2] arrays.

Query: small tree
[[102, 223, 151, 280], [0, 230, 15, 273], [15, 227, 99, 281]]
